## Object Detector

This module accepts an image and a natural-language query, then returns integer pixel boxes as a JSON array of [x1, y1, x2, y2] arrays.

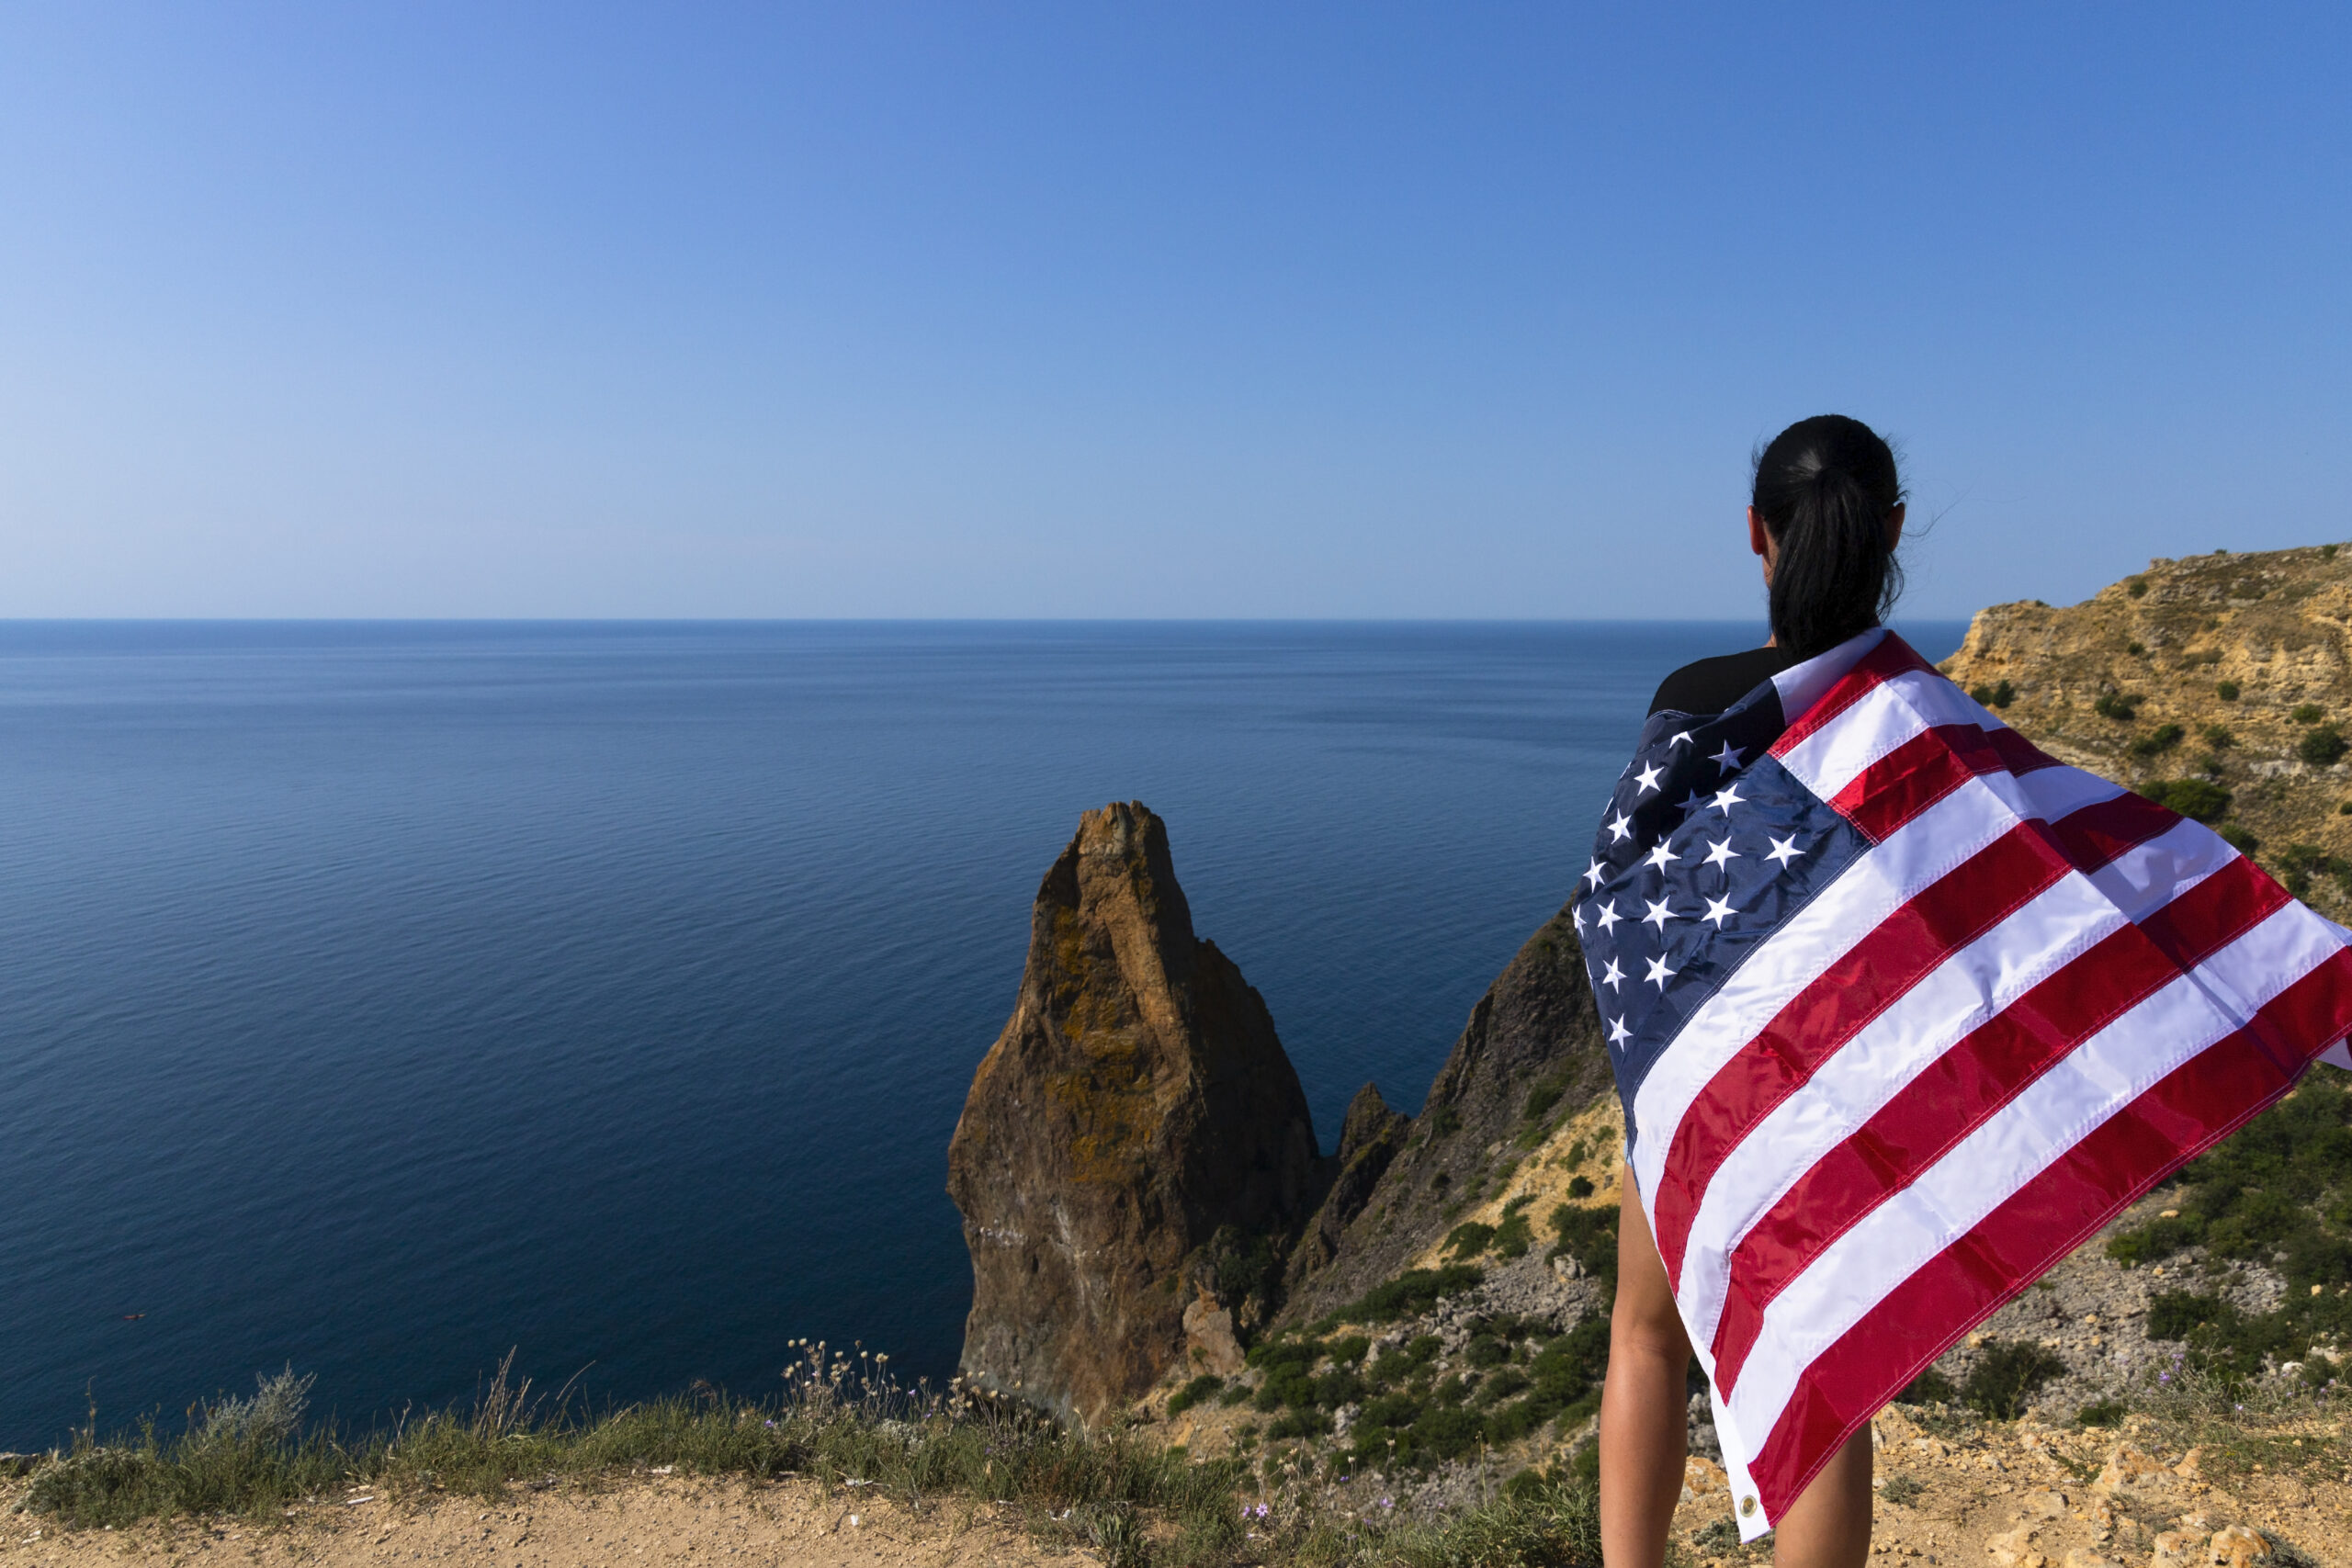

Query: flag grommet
[[1740, 1497, 1757, 1517]]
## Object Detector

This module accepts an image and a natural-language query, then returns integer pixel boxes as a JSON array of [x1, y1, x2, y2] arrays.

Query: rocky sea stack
[[945, 802, 1321, 1426]]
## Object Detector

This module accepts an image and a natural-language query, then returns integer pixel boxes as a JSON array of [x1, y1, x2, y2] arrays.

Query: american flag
[[1582, 628, 2352, 1540]]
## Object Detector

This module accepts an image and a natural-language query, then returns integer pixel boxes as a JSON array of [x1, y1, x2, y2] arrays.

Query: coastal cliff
[[945, 802, 1321, 1427], [1277, 903, 1615, 1324], [940, 559, 2352, 1563]]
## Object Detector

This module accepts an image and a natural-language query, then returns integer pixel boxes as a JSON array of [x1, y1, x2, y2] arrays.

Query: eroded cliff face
[[945, 802, 1321, 1426], [1278, 903, 1615, 1324]]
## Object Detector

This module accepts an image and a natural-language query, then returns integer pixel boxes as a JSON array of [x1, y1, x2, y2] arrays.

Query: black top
[[1647, 645, 1804, 716]]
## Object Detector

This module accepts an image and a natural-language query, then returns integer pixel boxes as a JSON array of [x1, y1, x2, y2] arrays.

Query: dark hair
[[1751, 414, 1904, 657]]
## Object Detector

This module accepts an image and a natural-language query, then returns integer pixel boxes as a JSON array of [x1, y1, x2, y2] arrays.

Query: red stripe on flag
[[1709, 855, 2287, 1391], [1831, 724, 2066, 841], [2046, 791, 2178, 866], [1769, 637, 1939, 759], [1741, 946, 2352, 1522], [1651, 793, 2178, 1285]]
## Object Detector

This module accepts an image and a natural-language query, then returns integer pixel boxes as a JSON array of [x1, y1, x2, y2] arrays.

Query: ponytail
[[1752, 414, 1904, 657]]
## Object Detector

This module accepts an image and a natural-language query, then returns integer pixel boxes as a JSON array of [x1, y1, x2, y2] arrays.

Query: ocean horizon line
[[0, 614, 1975, 628]]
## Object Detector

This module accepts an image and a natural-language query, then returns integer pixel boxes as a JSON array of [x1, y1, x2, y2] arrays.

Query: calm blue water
[[0, 619, 1965, 1446]]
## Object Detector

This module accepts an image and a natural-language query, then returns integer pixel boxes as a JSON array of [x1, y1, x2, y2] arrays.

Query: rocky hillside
[[1941, 543, 2352, 908], [1276, 904, 1615, 1325]]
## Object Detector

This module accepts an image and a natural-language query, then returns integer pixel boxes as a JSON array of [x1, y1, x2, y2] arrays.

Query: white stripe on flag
[[1768, 628, 1887, 722], [1670, 821, 2222, 1348], [1628, 764, 2122, 1202], [1775, 667, 2004, 805], [1720, 899, 2345, 1450]]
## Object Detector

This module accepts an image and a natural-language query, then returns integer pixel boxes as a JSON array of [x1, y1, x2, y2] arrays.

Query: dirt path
[[0, 1477, 1095, 1568]]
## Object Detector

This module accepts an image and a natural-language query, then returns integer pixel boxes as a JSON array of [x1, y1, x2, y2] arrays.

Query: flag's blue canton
[[1580, 686, 1868, 1149]]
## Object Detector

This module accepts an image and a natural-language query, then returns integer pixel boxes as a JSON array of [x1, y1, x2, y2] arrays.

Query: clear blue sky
[[2, 4, 2346, 618]]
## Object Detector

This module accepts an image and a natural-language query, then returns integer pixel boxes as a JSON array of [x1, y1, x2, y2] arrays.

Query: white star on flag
[[1605, 1015, 1630, 1046], [1593, 901, 1623, 935], [1712, 784, 1746, 815], [1600, 956, 1625, 991], [1608, 811, 1634, 843], [1710, 739, 1747, 773], [1765, 833, 1802, 867], [1643, 896, 1675, 931], [1703, 837, 1740, 872], [1667, 730, 1692, 750], [1702, 893, 1736, 928], [1634, 761, 1664, 795], [1644, 840, 1679, 873], [1643, 954, 1676, 989], [1585, 857, 1609, 889]]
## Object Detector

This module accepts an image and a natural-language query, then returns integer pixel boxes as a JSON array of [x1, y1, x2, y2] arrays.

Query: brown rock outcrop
[[945, 802, 1320, 1426]]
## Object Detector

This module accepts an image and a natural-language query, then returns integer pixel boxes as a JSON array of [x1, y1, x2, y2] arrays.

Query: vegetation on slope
[[15, 1344, 1604, 1568], [2103, 1073, 2352, 1388]]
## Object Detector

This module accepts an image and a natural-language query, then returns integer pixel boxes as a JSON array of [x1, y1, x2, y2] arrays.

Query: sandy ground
[[1672, 1408, 2351, 1568], [0, 1477, 1095, 1568]]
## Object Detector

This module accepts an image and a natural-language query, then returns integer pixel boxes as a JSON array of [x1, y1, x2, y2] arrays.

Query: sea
[[0, 619, 1966, 1448]]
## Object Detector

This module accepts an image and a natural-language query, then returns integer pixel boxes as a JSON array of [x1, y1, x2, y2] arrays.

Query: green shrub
[[1264, 1408, 1332, 1439], [1971, 684, 1995, 705], [1325, 1266, 1484, 1325], [1328, 1335, 1371, 1367], [1522, 1072, 1572, 1123], [1492, 1199, 1536, 1259], [1443, 1222, 1497, 1260], [2218, 681, 2242, 701], [2128, 640, 2147, 656], [1166, 1374, 1223, 1416], [1476, 1368, 1532, 1405], [2075, 1400, 2126, 1428], [1308, 1367, 1366, 1409], [2325, 544, 2341, 559], [1991, 680, 2016, 707], [2143, 778, 2231, 822], [1881, 1472, 1927, 1505], [2292, 703, 2325, 725], [2299, 725, 2346, 767], [2132, 723, 2185, 756], [2201, 724, 2235, 749], [2101, 1073, 2352, 1382], [1566, 1174, 1594, 1200], [1962, 1340, 2067, 1419], [1897, 1366, 1955, 1404], [2127, 577, 2150, 597], [2217, 823, 2261, 853], [2276, 843, 2352, 897], [1546, 1201, 1620, 1286], [2094, 691, 2142, 721], [2146, 1291, 2222, 1341]]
